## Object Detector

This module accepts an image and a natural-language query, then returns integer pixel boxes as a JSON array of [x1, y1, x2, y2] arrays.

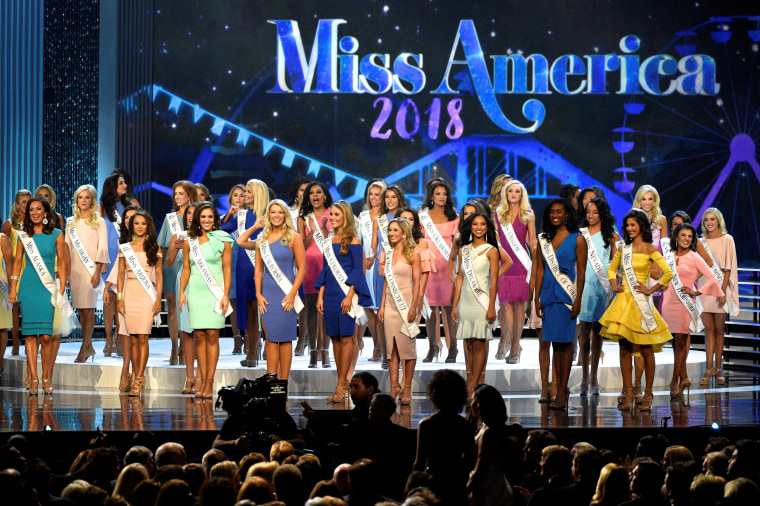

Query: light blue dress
[[579, 231, 613, 323], [260, 240, 297, 342], [187, 231, 234, 329], [158, 212, 185, 294]]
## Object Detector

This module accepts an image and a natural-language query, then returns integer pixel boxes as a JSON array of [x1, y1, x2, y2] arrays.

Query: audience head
[[663, 461, 700, 505], [727, 439, 760, 485], [471, 384, 507, 427], [369, 393, 397, 423], [540, 445, 572, 481], [572, 448, 602, 484], [199, 477, 237, 506], [309, 479, 343, 500], [248, 461, 280, 484], [524, 430, 558, 468], [61, 479, 109, 505], [350, 372, 380, 406], [635, 434, 669, 463], [662, 444, 695, 469], [183, 463, 206, 496], [202, 448, 227, 474], [113, 463, 149, 503], [131, 479, 160, 506], [703, 450, 729, 478], [333, 463, 352, 495], [630, 458, 665, 498], [237, 476, 274, 504], [690, 474, 726, 506], [124, 445, 155, 476], [592, 463, 631, 505], [273, 463, 305, 505], [155, 442, 187, 468], [296, 453, 322, 493], [348, 459, 379, 496], [724, 477, 760, 503], [156, 464, 185, 485], [155, 478, 193, 506], [270, 440, 296, 464], [211, 460, 240, 487], [426, 369, 468, 414]]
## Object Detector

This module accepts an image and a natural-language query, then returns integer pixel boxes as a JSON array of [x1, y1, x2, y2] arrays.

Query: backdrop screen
[[145, 0, 759, 263]]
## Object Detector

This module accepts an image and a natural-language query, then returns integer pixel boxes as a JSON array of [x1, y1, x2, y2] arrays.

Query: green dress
[[188, 230, 234, 329], [18, 230, 61, 335]]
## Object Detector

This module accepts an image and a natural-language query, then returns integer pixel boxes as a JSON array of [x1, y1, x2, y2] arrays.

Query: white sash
[[579, 227, 613, 305], [384, 252, 420, 338], [460, 244, 498, 330], [18, 231, 74, 318], [258, 239, 304, 313], [289, 206, 299, 229], [67, 218, 105, 294], [539, 234, 576, 310], [188, 237, 233, 317], [499, 216, 531, 283], [621, 244, 657, 332], [359, 210, 374, 255], [238, 210, 257, 267], [166, 212, 182, 236], [699, 238, 739, 316], [660, 237, 671, 257], [0, 270, 11, 310], [664, 250, 703, 333], [418, 210, 451, 260], [109, 213, 121, 236], [119, 243, 162, 327], [310, 214, 366, 324], [377, 214, 391, 252]]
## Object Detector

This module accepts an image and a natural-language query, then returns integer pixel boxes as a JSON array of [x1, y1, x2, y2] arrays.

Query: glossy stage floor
[[1, 337, 760, 433]]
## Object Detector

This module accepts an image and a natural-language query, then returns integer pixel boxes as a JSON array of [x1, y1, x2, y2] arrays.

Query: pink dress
[[66, 218, 109, 308], [422, 218, 459, 306], [118, 251, 162, 335], [495, 211, 531, 303], [661, 251, 723, 334], [302, 208, 332, 295], [698, 234, 738, 314]]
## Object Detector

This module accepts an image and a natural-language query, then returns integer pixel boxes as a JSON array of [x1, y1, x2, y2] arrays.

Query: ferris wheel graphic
[[613, 15, 760, 258]]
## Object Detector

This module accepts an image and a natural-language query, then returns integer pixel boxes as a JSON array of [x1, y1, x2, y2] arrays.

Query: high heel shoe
[[308, 350, 318, 369], [74, 350, 95, 363], [128, 376, 145, 397], [321, 349, 331, 368], [505, 346, 523, 364], [27, 379, 39, 395], [639, 390, 654, 412], [714, 368, 725, 385], [700, 369, 712, 385], [181, 377, 196, 395], [390, 383, 402, 400], [579, 379, 589, 397], [670, 382, 682, 400], [232, 335, 244, 355], [539, 382, 552, 404], [103, 342, 113, 357], [445, 348, 458, 363], [368, 347, 382, 362], [400, 383, 413, 405], [42, 378, 53, 395], [119, 374, 132, 393], [590, 382, 601, 396], [549, 388, 569, 410], [495, 340, 507, 360], [203, 377, 214, 399], [633, 385, 644, 404], [195, 378, 207, 399], [618, 388, 635, 410], [677, 380, 691, 403], [327, 386, 347, 403], [423, 343, 440, 363]]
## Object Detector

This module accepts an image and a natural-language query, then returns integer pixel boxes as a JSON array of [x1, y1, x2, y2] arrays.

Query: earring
[[132, 234, 136, 241], [42, 217, 48, 225]]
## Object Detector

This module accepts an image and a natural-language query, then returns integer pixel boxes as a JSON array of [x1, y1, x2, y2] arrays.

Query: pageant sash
[[18, 231, 74, 317], [500, 217, 531, 283], [67, 218, 105, 293], [621, 244, 657, 332], [289, 206, 300, 229], [700, 238, 739, 316], [539, 234, 576, 310], [0, 270, 11, 310], [461, 245, 492, 312], [359, 210, 375, 257], [660, 237, 671, 257], [377, 214, 391, 252], [238, 210, 257, 267], [258, 239, 304, 313], [579, 227, 613, 304], [188, 237, 233, 317], [310, 214, 365, 323], [119, 242, 162, 327], [166, 212, 182, 236], [384, 252, 420, 338], [418, 210, 451, 260], [664, 250, 703, 333]]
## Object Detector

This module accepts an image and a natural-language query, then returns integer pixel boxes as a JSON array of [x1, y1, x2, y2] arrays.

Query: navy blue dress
[[315, 243, 372, 337], [221, 209, 261, 330]]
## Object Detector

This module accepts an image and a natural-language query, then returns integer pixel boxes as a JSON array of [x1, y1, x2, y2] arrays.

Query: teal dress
[[158, 213, 184, 294], [18, 229, 61, 335], [187, 231, 234, 329]]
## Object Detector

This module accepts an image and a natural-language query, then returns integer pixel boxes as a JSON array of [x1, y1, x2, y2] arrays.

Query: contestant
[[157, 180, 197, 365], [494, 180, 537, 363], [298, 181, 333, 368], [165, 203, 200, 394], [179, 202, 234, 399], [195, 183, 212, 203], [288, 176, 311, 230], [34, 185, 65, 229], [486, 174, 512, 211], [661, 223, 723, 399], [600, 209, 673, 411], [245, 200, 305, 380], [577, 197, 619, 396], [578, 186, 607, 226], [698, 207, 739, 385], [534, 199, 587, 410], [559, 184, 581, 223], [98, 173, 132, 357], [397, 207, 435, 320], [66, 184, 109, 363], [110, 169, 141, 207], [418, 180, 459, 363], [359, 179, 387, 365], [0, 232, 14, 382], [7, 198, 68, 395], [221, 184, 246, 355], [378, 217, 422, 405], [451, 213, 502, 397], [316, 200, 372, 403], [116, 210, 163, 397], [3, 189, 32, 356]]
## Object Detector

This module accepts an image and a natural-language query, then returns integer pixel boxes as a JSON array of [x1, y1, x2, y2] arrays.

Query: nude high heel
[[618, 388, 634, 410]]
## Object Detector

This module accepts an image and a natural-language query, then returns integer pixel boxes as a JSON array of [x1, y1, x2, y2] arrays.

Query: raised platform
[[2, 337, 707, 395]]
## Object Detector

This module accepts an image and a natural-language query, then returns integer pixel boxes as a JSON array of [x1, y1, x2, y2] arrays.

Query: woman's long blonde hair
[[259, 199, 296, 246], [633, 184, 663, 229], [246, 179, 270, 218], [332, 200, 358, 256], [497, 180, 532, 225], [34, 184, 58, 210], [9, 189, 32, 230], [389, 217, 417, 264], [701, 207, 728, 236], [487, 174, 510, 210], [363, 180, 387, 211], [70, 184, 101, 229]]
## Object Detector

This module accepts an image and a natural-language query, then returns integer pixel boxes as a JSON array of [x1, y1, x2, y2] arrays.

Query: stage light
[[44, 425, 53, 432], [711, 422, 720, 430]]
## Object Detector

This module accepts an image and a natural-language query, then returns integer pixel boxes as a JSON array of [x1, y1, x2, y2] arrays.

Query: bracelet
[[117, 292, 123, 301], [10, 275, 19, 280]]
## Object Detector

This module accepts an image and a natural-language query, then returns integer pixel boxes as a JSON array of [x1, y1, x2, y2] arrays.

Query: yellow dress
[[600, 250, 673, 353]]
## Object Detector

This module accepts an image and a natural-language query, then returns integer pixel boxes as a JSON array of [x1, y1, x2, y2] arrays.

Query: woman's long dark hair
[[127, 210, 160, 267], [541, 198, 578, 241], [667, 210, 692, 234], [422, 180, 458, 221], [111, 169, 136, 200], [460, 213, 499, 249], [288, 176, 312, 207], [299, 181, 333, 217], [622, 209, 653, 245], [397, 206, 424, 242], [583, 197, 617, 260], [670, 223, 698, 252], [577, 186, 606, 225], [187, 202, 220, 239], [101, 173, 131, 223], [381, 184, 407, 215], [23, 198, 57, 236], [118, 205, 142, 243]]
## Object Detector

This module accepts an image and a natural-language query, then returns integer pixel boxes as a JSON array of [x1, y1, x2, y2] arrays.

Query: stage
[[2, 337, 760, 434]]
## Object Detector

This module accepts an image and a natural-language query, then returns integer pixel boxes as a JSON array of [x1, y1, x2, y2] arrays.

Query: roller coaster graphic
[[142, 85, 632, 219]]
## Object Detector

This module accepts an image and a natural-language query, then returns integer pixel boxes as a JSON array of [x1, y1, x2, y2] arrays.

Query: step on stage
[[2, 337, 760, 433]]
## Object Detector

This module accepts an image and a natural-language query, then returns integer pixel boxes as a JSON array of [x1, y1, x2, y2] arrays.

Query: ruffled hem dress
[[118, 250, 162, 335], [187, 231, 234, 330], [698, 234, 739, 314], [422, 217, 459, 306], [455, 243, 495, 341], [495, 211, 532, 303], [260, 240, 298, 343], [314, 242, 372, 337], [66, 218, 110, 308], [539, 232, 579, 343], [579, 230, 614, 323], [600, 250, 674, 353], [662, 250, 723, 334]]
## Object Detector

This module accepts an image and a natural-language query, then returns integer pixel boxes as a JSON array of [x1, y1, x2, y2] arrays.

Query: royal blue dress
[[221, 209, 261, 330], [540, 232, 579, 343], [260, 240, 298, 342], [102, 201, 125, 284], [314, 243, 372, 337]]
